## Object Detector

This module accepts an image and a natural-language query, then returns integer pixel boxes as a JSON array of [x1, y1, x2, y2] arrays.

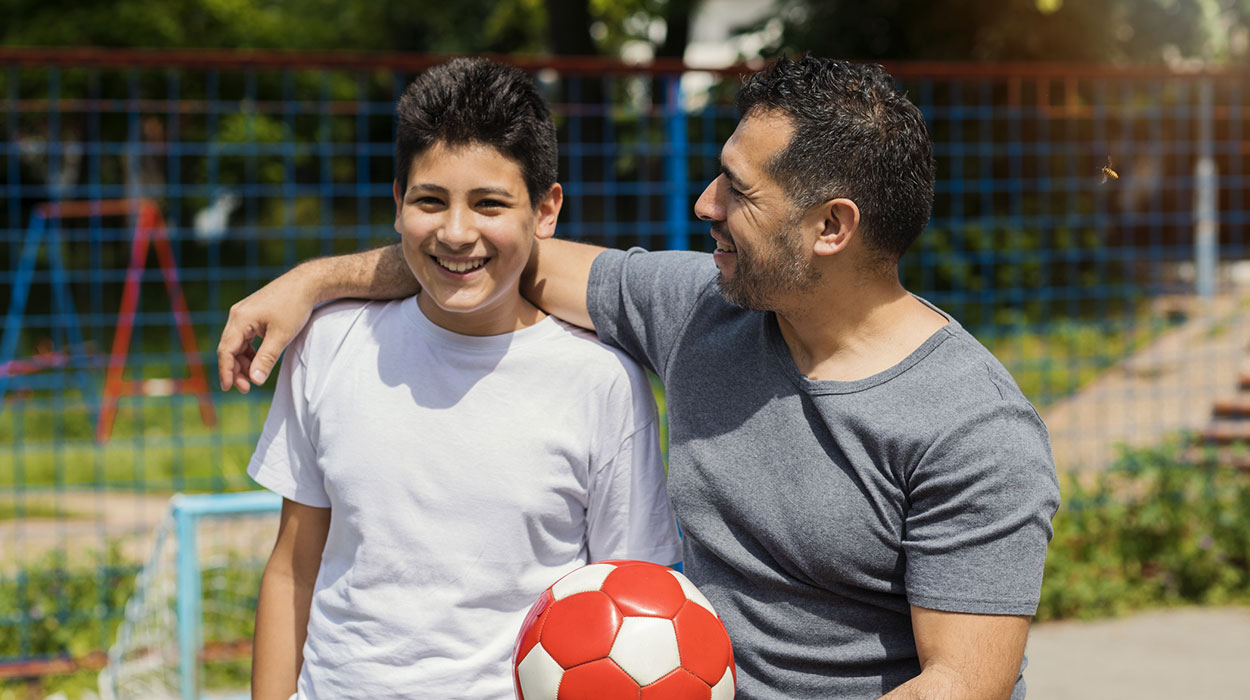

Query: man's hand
[[217, 266, 317, 393], [216, 244, 420, 393]]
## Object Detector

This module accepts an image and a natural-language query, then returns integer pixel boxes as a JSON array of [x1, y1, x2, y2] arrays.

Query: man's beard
[[715, 213, 821, 310]]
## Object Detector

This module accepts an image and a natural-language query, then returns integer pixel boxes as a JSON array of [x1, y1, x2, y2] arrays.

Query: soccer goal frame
[[99, 491, 281, 700]]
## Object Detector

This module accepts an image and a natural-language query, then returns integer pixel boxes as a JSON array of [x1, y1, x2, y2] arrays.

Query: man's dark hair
[[395, 58, 558, 207], [736, 56, 935, 264]]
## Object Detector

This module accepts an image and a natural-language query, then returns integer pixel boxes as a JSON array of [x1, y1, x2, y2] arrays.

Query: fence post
[[664, 74, 689, 251], [1194, 79, 1218, 300]]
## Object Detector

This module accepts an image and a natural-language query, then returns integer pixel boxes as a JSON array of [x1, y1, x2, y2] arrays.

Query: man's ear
[[812, 197, 860, 256], [533, 183, 564, 240]]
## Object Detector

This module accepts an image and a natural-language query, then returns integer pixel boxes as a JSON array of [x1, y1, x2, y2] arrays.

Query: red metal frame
[[94, 199, 217, 443], [34, 199, 217, 443], [3, 45, 1250, 80]]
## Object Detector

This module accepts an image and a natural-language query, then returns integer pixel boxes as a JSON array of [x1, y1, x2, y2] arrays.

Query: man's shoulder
[[594, 248, 721, 297], [929, 323, 1029, 403]]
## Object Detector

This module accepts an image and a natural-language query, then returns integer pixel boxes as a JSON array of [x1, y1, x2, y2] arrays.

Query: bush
[[1037, 438, 1250, 621]]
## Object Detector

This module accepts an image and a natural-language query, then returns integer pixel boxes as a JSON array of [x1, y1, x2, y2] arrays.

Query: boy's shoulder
[[541, 317, 656, 400], [547, 317, 644, 369], [295, 297, 404, 364]]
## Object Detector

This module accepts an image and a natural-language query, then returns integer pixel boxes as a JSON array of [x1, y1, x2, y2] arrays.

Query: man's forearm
[[878, 663, 971, 700], [520, 237, 605, 330], [303, 243, 418, 304]]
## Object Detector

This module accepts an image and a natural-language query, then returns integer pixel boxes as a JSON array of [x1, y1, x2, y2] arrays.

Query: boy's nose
[[439, 209, 478, 248]]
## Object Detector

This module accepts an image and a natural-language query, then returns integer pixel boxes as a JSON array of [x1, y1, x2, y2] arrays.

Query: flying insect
[[1100, 156, 1119, 185]]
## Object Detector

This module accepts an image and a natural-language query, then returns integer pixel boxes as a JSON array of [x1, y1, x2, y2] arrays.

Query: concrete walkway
[[1025, 606, 1250, 699], [1041, 292, 1250, 472]]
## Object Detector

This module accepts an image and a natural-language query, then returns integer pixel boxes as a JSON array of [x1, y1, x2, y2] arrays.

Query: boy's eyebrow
[[468, 186, 515, 198], [406, 184, 516, 198]]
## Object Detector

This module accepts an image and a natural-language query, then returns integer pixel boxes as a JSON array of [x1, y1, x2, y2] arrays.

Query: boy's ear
[[533, 183, 563, 240], [392, 180, 403, 224], [812, 197, 860, 257]]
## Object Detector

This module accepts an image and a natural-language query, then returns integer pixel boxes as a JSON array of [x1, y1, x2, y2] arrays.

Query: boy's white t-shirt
[[248, 296, 681, 700]]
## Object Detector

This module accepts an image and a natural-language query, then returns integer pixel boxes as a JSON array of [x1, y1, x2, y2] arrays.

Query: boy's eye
[[411, 196, 444, 207], [477, 198, 508, 209]]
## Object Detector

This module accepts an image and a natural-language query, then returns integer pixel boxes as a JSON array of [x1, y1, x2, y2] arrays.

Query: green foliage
[[761, 0, 1250, 64], [0, 548, 135, 698], [0, 0, 550, 54], [0, 550, 264, 698], [1037, 440, 1250, 621], [986, 315, 1176, 407], [903, 224, 1140, 332]]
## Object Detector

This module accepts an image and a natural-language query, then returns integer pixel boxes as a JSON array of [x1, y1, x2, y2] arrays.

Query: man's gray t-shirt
[[587, 249, 1061, 700]]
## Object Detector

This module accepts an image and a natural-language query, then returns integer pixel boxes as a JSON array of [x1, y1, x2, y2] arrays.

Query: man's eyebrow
[[719, 161, 747, 190]]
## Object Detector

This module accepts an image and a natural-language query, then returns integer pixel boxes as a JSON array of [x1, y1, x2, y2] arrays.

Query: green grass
[[0, 311, 1181, 490], [0, 395, 267, 492]]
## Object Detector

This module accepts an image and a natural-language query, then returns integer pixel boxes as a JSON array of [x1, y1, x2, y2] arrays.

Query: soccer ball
[[513, 560, 736, 699]]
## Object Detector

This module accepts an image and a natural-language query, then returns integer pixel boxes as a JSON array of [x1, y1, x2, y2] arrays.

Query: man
[[220, 57, 1060, 700]]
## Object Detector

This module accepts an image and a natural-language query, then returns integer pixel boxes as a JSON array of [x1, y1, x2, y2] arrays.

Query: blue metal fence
[[2, 48, 1249, 690]]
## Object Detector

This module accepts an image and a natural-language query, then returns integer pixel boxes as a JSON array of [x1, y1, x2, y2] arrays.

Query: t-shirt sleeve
[[584, 360, 682, 566], [902, 401, 1060, 615], [246, 332, 330, 508], [586, 248, 718, 378]]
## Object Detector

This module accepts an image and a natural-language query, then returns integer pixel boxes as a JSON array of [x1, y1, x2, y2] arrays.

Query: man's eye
[[727, 184, 745, 199]]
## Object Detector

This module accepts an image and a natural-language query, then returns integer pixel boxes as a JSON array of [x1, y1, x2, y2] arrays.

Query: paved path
[[1025, 606, 1250, 699], [1042, 293, 1250, 472]]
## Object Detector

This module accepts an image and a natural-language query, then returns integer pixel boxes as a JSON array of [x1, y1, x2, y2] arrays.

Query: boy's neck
[[415, 291, 548, 337]]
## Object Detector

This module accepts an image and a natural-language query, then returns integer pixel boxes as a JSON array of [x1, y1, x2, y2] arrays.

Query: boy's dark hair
[[736, 56, 935, 265], [395, 58, 558, 207]]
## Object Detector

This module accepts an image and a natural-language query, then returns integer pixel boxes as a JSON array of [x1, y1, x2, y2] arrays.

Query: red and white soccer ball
[[513, 560, 736, 700]]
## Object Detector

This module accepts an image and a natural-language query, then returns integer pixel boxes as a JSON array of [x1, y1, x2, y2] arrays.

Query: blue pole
[[664, 75, 689, 251], [174, 498, 201, 700], [0, 213, 47, 407]]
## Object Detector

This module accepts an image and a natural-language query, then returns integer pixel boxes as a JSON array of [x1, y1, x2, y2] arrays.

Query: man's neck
[[774, 278, 949, 383]]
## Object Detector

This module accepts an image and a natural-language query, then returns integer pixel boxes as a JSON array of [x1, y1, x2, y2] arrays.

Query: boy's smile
[[393, 141, 561, 336]]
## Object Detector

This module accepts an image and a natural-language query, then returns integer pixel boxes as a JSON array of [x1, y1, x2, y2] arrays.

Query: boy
[[248, 58, 681, 700]]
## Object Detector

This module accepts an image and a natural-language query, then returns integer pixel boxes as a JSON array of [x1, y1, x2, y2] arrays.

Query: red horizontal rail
[[0, 639, 252, 680], [0, 651, 107, 679], [4, 45, 1250, 80], [0, 46, 753, 77]]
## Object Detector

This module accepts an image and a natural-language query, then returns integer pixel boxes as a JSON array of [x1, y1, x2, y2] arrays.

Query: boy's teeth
[[716, 241, 737, 253], [436, 257, 487, 273]]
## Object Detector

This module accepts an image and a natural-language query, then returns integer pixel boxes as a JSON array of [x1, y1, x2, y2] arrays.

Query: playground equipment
[[0, 198, 217, 443]]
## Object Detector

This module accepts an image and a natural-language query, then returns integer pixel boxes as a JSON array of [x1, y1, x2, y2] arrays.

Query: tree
[[759, 0, 1250, 64]]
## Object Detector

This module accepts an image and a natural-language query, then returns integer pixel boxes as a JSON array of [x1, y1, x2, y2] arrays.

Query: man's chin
[[715, 275, 768, 311]]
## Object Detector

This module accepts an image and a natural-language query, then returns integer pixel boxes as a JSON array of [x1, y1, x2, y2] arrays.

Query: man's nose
[[694, 176, 725, 221]]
